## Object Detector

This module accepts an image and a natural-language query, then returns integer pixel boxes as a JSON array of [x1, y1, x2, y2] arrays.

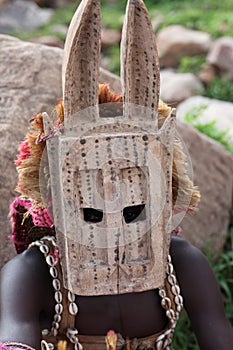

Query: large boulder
[[0, 34, 120, 269], [0, 34, 63, 267], [0, 0, 54, 33], [0, 0, 9, 10], [177, 96, 233, 140], [207, 37, 233, 80], [177, 97, 233, 255], [160, 70, 204, 105], [157, 25, 212, 68], [101, 28, 121, 50], [0, 34, 232, 269], [177, 122, 233, 256]]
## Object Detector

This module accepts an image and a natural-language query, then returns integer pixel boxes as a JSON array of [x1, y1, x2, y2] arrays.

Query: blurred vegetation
[[178, 55, 206, 75], [14, 0, 233, 48], [13, 0, 233, 102], [211, 225, 233, 326], [101, 0, 233, 39], [204, 77, 233, 103], [184, 106, 233, 155]]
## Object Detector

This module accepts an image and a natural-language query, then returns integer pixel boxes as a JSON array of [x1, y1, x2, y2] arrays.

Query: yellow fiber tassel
[[57, 340, 67, 350], [105, 330, 117, 350]]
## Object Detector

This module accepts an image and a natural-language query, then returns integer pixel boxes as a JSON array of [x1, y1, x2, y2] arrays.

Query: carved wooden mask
[[44, 0, 176, 295]]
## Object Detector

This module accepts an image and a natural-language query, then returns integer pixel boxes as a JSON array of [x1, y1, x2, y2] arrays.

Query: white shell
[[42, 329, 49, 336], [55, 303, 63, 315], [156, 333, 165, 342], [52, 329, 58, 337], [52, 321, 59, 330], [166, 263, 173, 275], [41, 340, 50, 350], [39, 244, 50, 254], [177, 304, 182, 312], [168, 274, 176, 285], [52, 278, 61, 291], [50, 267, 58, 278], [156, 340, 163, 350], [55, 291, 62, 303], [175, 295, 183, 305], [158, 289, 166, 298], [161, 297, 171, 309], [67, 327, 78, 336], [46, 255, 55, 266], [171, 284, 180, 295], [54, 314, 61, 323], [163, 338, 169, 348], [78, 343, 83, 350], [166, 309, 175, 320], [68, 290, 76, 302], [69, 302, 78, 315], [48, 343, 55, 350]]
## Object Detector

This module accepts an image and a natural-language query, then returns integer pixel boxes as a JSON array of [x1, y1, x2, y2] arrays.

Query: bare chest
[[74, 290, 167, 338], [43, 289, 167, 339]]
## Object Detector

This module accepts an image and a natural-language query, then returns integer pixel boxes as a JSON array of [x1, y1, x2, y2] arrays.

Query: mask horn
[[62, 0, 101, 121], [121, 0, 160, 121]]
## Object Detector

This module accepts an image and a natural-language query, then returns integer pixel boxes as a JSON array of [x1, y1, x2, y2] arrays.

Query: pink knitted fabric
[[9, 197, 54, 254]]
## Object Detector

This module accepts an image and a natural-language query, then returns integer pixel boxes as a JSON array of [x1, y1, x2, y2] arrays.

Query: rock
[[160, 70, 204, 105], [0, 34, 122, 269], [0, 0, 9, 10], [177, 96, 233, 254], [207, 37, 233, 80], [0, 34, 63, 268], [177, 96, 233, 140], [34, 0, 76, 8], [50, 24, 68, 39], [0, 0, 54, 33], [101, 28, 121, 50], [0, 34, 232, 269], [151, 15, 164, 33], [29, 36, 64, 48], [100, 67, 121, 93], [198, 63, 217, 85], [177, 121, 233, 256], [157, 25, 212, 68]]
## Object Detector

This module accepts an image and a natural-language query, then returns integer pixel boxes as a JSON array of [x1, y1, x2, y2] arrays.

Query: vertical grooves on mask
[[121, 0, 160, 121], [62, 0, 101, 121]]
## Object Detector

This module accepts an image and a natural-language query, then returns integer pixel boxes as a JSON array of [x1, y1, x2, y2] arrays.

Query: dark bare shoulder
[[169, 236, 218, 302], [0, 246, 52, 315], [170, 236, 233, 350], [2, 246, 49, 282], [170, 236, 206, 271]]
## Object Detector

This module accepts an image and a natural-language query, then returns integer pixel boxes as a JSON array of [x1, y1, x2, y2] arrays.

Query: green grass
[[178, 56, 206, 75], [204, 78, 233, 103], [146, 0, 233, 37], [206, 225, 233, 325], [103, 45, 121, 76], [173, 310, 199, 350], [184, 106, 233, 155], [13, 0, 233, 39], [100, 0, 233, 38]]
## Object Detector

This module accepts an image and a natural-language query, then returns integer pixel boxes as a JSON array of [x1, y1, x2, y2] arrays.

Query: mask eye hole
[[83, 208, 103, 223], [123, 204, 146, 224]]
